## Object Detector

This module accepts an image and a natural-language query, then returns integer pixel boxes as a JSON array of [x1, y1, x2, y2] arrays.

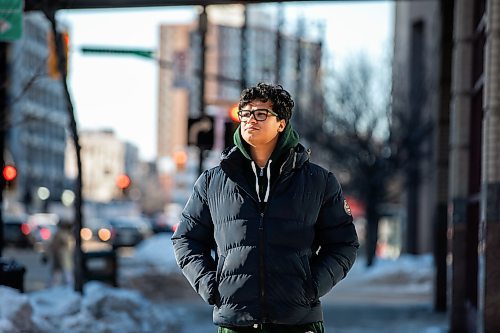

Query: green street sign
[[0, 0, 23, 11], [81, 46, 155, 59], [0, 0, 23, 41]]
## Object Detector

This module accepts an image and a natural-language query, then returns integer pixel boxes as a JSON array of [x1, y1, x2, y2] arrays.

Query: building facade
[[76, 129, 138, 203], [155, 5, 323, 207], [392, 1, 442, 255], [5, 12, 68, 213], [156, 4, 323, 166], [393, 0, 500, 331]]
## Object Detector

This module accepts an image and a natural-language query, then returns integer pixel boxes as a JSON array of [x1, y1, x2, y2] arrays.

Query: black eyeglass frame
[[238, 108, 279, 122]]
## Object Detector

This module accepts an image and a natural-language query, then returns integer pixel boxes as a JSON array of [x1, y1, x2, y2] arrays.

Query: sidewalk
[[319, 255, 448, 333], [150, 254, 449, 333]]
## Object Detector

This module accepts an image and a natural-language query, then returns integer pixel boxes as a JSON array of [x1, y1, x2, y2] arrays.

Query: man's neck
[[250, 142, 277, 168]]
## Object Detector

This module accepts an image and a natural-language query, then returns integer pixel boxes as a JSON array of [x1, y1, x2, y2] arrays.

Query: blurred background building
[[4, 12, 69, 215], [393, 1, 441, 255], [68, 129, 139, 203], [393, 0, 500, 331], [157, 5, 323, 205]]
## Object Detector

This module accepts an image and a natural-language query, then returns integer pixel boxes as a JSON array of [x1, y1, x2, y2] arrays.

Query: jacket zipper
[[255, 157, 295, 323], [258, 210, 267, 323]]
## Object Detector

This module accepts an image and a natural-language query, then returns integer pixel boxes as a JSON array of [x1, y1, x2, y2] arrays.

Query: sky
[[57, 2, 394, 162]]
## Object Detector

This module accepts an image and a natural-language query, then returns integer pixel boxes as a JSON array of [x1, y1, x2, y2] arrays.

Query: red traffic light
[[3, 165, 17, 182], [116, 174, 131, 189], [228, 103, 240, 123]]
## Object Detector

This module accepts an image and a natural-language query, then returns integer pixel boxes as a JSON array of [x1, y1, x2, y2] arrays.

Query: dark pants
[[218, 321, 325, 333]]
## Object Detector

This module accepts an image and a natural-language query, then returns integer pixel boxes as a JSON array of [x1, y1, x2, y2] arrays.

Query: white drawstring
[[264, 160, 272, 202], [251, 161, 260, 202], [251, 160, 272, 202]]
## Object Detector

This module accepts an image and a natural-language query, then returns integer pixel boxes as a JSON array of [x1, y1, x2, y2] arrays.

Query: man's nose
[[247, 113, 258, 123]]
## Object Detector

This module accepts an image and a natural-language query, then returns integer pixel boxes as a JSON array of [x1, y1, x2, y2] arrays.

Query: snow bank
[[362, 254, 434, 285], [0, 287, 40, 333], [118, 233, 199, 301], [339, 254, 434, 296], [132, 233, 178, 273], [0, 282, 180, 333]]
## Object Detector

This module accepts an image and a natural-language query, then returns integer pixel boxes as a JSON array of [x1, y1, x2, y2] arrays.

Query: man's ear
[[278, 120, 286, 132]]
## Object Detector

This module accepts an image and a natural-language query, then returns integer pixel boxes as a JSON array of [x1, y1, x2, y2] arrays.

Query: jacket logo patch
[[344, 199, 352, 216]]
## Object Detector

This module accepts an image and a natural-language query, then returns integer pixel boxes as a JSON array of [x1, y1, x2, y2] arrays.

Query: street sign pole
[[198, 5, 207, 176], [0, 42, 7, 257]]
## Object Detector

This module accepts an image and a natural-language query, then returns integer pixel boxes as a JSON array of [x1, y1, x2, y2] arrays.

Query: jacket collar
[[220, 143, 310, 203], [233, 122, 300, 163]]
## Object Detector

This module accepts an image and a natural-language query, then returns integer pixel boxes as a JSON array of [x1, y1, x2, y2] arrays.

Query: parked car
[[2, 214, 31, 247], [26, 213, 59, 252], [149, 213, 171, 233], [163, 203, 183, 233], [81, 217, 115, 245], [107, 216, 151, 248]]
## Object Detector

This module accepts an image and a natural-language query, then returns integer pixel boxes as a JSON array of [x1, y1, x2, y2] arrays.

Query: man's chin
[[243, 136, 261, 147]]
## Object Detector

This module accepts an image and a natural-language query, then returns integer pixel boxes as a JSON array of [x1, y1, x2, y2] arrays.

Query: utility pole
[[0, 42, 7, 258], [43, 6, 84, 293], [197, 5, 207, 176], [240, 5, 248, 91], [275, 2, 283, 83], [295, 17, 304, 113]]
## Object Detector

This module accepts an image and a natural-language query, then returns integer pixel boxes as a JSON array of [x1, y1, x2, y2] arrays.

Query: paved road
[[145, 272, 447, 333], [2, 247, 447, 332], [156, 299, 447, 333], [2, 246, 50, 291], [2, 242, 132, 292]]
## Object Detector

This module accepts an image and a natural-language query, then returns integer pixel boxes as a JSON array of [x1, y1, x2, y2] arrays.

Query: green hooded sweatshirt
[[233, 123, 300, 203], [233, 122, 300, 164]]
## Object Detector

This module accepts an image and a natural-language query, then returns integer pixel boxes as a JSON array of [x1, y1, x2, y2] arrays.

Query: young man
[[172, 83, 359, 333]]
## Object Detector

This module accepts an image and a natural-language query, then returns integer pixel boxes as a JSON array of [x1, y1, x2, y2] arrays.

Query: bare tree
[[297, 53, 431, 266]]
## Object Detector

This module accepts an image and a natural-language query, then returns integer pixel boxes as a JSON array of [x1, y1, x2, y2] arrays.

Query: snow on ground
[[131, 233, 178, 273], [0, 234, 437, 333], [348, 254, 434, 292], [0, 282, 180, 333]]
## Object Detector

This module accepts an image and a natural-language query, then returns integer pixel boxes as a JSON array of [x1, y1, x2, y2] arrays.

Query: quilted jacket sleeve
[[171, 171, 218, 305], [311, 172, 359, 298]]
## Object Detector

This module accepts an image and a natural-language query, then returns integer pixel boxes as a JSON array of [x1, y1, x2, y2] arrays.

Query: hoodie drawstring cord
[[251, 161, 260, 202], [264, 160, 272, 203], [251, 160, 272, 203]]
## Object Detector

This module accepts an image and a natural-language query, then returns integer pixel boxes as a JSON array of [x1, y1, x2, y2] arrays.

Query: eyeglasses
[[238, 109, 279, 122]]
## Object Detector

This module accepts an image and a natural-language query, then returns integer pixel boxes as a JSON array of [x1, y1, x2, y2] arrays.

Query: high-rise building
[[5, 12, 68, 212], [156, 6, 323, 206], [157, 5, 323, 165]]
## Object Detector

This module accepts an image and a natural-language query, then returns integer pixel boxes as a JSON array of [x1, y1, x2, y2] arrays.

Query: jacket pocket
[[300, 255, 317, 303]]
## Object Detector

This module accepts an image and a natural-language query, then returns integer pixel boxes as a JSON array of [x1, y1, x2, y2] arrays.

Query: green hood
[[233, 122, 300, 162]]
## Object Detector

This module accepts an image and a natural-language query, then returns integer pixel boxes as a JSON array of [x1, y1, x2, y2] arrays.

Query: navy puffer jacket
[[172, 144, 359, 327]]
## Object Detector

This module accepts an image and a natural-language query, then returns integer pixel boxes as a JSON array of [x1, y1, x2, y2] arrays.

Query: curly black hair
[[238, 82, 295, 121]]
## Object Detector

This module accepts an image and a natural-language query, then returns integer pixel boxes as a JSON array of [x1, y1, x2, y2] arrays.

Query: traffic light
[[224, 103, 240, 149], [116, 174, 131, 196], [2, 165, 17, 190], [188, 116, 214, 150], [173, 150, 188, 171], [228, 103, 240, 123], [47, 31, 69, 79]]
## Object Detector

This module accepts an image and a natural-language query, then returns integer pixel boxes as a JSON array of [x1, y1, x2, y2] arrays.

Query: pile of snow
[[132, 233, 178, 273], [361, 254, 434, 285], [119, 233, 198, 301], [339, 254, 434, 296], [0, 282, 180, 333]]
